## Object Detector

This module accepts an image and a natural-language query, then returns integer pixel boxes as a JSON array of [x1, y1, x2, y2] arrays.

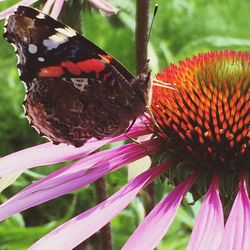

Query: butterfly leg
[[124, 119, 151, 157]]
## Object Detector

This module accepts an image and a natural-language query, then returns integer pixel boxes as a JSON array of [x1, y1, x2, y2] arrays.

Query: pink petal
[[42, 0, 55, 14], [187, 175, 224, 250], [88, 0, 119, 14], [0, 123, 149, 177], [219, 178, 250, 250], [122, 173, 197, 250], [29, 162, 171, 250], [50, 0, 64, 19], [0, 141, 104, 177], [0, 139, 160, 222], [0, 0, 38, 20]]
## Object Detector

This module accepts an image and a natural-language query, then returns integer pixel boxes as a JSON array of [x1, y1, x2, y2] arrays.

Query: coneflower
[[0, 50, 249, 249]]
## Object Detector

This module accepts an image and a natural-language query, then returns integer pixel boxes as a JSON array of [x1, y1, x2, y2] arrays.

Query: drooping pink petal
[[0, 123, 150, 177], [122, 173, 197, 250], [0, 0, 38, 20], [50, 0, 64, 19], [187, 175, 224, 250], [42, 0, 55, 14], [219, 178, 250, 250], [29, 161, 171, 250], [0, 139, 160, 222], [88, 0, 119, 14], [0, 141, 102, 177]]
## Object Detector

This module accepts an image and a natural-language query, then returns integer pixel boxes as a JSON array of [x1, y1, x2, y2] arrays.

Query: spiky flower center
[[151, 51, 250, 182]]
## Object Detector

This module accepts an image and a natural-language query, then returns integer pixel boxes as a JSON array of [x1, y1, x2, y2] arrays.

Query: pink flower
[[0, 50, 250, 249], [0, 0, 118, 20]]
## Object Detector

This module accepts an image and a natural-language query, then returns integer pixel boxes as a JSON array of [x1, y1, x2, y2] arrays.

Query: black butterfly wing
[[4, 5, 134, 88], [3, 6, 149, 147]]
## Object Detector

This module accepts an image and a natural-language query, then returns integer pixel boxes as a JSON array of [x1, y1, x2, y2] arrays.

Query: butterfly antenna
[[146, 4, 158, 49], [142, 4, 158, 72]]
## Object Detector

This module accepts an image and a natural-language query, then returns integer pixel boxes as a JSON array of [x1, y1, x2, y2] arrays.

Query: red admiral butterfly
[[4, 6, 151, 147]]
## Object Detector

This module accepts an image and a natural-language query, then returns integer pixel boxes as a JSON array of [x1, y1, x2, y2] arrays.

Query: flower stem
[[145, 181, 156, 214], [135, 0, 156, 214], [135, 0, 150, 74], [95, 176, 113, 250]]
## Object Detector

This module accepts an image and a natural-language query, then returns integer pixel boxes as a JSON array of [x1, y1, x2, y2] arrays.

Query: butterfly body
[[4, 6, 150, 146]]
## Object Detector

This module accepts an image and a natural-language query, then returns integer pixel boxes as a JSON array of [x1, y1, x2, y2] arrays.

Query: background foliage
[[0, 0, 250, 249]]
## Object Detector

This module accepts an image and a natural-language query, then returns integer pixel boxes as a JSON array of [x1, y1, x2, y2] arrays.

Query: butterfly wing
[[4, 5, 134, 88], [4, 6, 148, 147]]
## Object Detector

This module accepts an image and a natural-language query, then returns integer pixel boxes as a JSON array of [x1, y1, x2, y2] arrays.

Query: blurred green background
[[0, 0, 250, 249]]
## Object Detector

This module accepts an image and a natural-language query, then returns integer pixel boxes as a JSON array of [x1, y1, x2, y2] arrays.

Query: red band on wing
[[38, 59, 106, 78], [61, 61, 81, 76], [38, 66, 65, 77], [76, 59, 105, 78]]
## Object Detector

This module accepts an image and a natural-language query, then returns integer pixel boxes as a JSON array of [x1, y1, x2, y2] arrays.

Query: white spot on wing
[[16, 53, 20, 64], [36, 13, 45, 19], [38, 57, 45, 62], [22, 104, 32, 124], [63, 78, 89, 92], [21, 80, 28, 92], [43, 39, 58, 50], [72, 79, 89, 92], [25, 115, 32, 124], [43, 33, 68, 50], [10, 43, 17, 52], [42, 135, 52, 142], [3, 15, 9, 34], [17, 67, 21, 74], [22, 103, 26, 112], [31, 125, 41, 134], [55, 27, 77, 37], [23, 94, 27, 102], [28, 44, 38, 54]]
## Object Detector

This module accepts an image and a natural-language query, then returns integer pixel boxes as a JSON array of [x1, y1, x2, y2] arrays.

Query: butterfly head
[[133, 71, 151, 104]]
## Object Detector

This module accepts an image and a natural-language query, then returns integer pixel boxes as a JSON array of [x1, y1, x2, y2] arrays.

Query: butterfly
[[4, 6, 151, 147]]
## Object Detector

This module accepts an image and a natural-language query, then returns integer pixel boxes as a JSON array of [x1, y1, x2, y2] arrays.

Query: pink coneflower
[[0, 0, 118, 20], [0, 50, 250, 249]]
